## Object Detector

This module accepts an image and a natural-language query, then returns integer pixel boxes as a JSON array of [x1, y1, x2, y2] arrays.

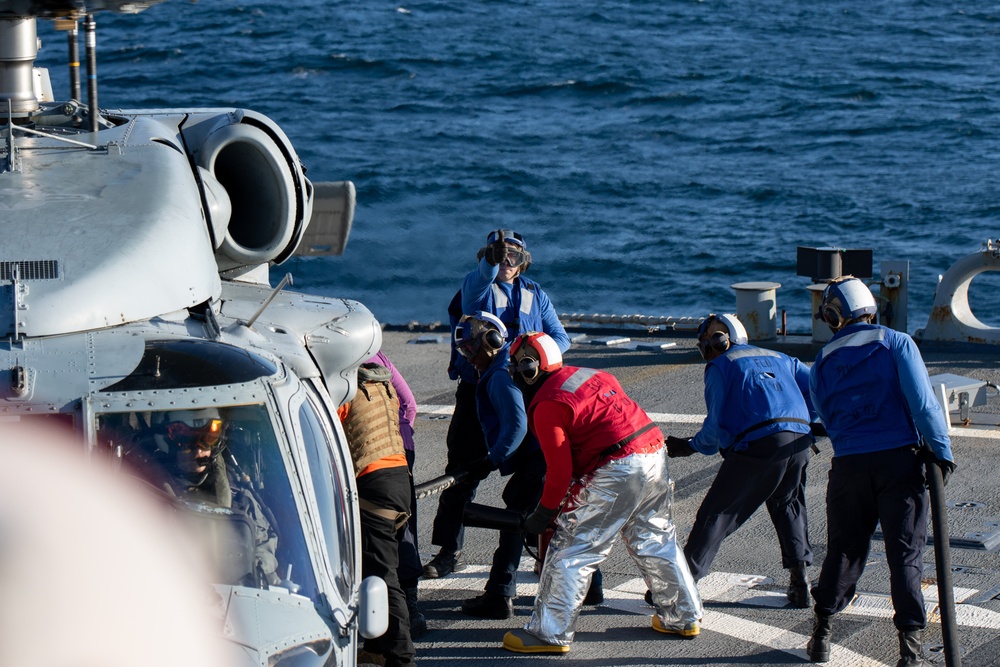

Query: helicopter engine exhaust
[[190, 112, 312, 272]]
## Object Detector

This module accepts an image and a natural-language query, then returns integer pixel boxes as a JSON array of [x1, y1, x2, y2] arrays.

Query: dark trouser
[[430, 381, 488, 553], [358, 466, 415, 667], [811, 445, 929, 631], [486, 447, 546, 598], [684, 431, 813, 581], [397, 449, 421, 589]]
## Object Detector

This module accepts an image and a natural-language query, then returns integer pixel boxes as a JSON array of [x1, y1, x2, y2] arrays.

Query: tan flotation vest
[[343, 363, 406, 475]]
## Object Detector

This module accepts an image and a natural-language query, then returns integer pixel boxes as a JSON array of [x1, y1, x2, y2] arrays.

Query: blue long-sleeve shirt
[[462, 258, 570, 353], [691, 345, 815, 455], [809, 323, 953, 461], [476, 346, 532, 473]]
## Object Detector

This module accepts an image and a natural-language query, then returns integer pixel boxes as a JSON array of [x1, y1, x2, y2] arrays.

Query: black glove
[[461, 456, 497, 482], [666, 435, 695, 458], [927, 456, 957, 488], [809, 421, 828, 438], [937, 460, 956, 487], [483, 240, 509, 266], [522, 504, 559, 535]]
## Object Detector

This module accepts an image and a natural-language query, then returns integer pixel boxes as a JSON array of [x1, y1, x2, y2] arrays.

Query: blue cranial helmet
[[486, 229, 526, 249], [454, 311, 508, 362]]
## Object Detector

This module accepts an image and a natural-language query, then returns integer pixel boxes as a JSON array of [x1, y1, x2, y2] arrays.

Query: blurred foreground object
[[0, 423, 233, 667]]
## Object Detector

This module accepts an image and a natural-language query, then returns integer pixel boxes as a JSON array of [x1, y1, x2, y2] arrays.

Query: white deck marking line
[[419, 406, 1000, 439], [420, 564, 888, 664], [419, 406, 704, 424], [419, 562, 1000, 661], [695, 572, 1000, 630]]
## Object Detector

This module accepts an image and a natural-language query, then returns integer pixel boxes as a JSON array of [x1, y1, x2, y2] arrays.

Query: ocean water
[[34, 1, 1000, 332]]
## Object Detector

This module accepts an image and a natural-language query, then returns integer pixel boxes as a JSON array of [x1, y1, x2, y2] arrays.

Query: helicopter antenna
[[66, 19, 82, 102], [84, 13, 99, 133], [246, 273, 294, 329]]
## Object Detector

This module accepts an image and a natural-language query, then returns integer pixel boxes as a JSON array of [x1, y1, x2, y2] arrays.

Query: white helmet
[[696, 313, 748, 360], [817, 276, 877, 331]]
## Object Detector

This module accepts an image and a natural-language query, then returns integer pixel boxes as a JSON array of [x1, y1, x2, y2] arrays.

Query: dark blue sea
[[35, 1, 1000, 333]]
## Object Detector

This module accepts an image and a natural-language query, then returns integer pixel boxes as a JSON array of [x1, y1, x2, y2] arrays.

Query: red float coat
[[528, 366, 663, 509]]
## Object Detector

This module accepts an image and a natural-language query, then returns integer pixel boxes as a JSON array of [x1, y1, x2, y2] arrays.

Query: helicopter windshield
[[298, 387, 354, 602], [94, 404, 320, 601]]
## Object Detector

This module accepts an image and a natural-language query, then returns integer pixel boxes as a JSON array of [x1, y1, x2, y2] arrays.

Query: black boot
[[787, 562, 810, 608], [896, 629, 931, 667], [806, 612, 832, 663], [461, 591, 514, 619], [422, 549, 462, 579], [583, 569, 604, 605], [404, 586, 427, 638]]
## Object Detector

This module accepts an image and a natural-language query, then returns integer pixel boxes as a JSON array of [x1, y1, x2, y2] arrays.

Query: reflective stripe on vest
[[491, 282, 535, 315], [818, 327, 885, 360], [724, 347, 781, 361], [559, 367, 599, 394]]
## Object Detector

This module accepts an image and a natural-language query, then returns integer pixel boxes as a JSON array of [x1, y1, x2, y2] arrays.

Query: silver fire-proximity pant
[[525, 447, 703, 645]]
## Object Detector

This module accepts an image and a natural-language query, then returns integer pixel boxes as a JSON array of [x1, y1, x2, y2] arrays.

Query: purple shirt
[[368, 350, 417, 451]]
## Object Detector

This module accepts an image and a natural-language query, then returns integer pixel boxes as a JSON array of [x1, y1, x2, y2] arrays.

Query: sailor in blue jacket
[[667, 313, 816, 607], [805, 277, 955, 667], [448, 312, 546, 620], [460, 229, 570, 348], [425, 229, 570, 582]]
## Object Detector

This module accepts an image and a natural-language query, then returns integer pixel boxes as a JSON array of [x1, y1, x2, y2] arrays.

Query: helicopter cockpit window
[[95, 404, 318, 601], [298, 391, 353, 602], [101, 339, 278, 392]]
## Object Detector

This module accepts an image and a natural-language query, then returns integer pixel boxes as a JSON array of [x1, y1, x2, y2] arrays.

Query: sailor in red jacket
[[502, 332, 702, 654]]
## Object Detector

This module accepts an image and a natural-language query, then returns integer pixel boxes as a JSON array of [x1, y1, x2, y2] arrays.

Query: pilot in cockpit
[[145, 409, 281, 588]]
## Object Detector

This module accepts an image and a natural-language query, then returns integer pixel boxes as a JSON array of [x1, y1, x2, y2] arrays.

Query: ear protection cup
[[819, 302, 844, 329], [696, 314, 740, 360], [709, 331, 730, 353], [520, 249, 531, 273], [483, 328, 504, 351], [697, 330, 730, 360]]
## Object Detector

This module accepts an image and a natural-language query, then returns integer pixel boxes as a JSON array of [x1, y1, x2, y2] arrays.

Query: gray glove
[[523, 504, 559, 535]]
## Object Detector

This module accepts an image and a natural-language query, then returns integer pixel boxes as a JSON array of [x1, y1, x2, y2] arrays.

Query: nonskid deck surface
[[378, 328, 1000, 667]]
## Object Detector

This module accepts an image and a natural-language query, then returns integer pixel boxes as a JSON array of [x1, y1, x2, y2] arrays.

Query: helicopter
[[0, 1, 390, 665]]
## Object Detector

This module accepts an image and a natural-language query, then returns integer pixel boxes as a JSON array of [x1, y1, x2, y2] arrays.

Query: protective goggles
[[455, 338, 479, 360], [454, 320, 476, 360], [500, 247, 526, 267], [165, 419, 224, 451]]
